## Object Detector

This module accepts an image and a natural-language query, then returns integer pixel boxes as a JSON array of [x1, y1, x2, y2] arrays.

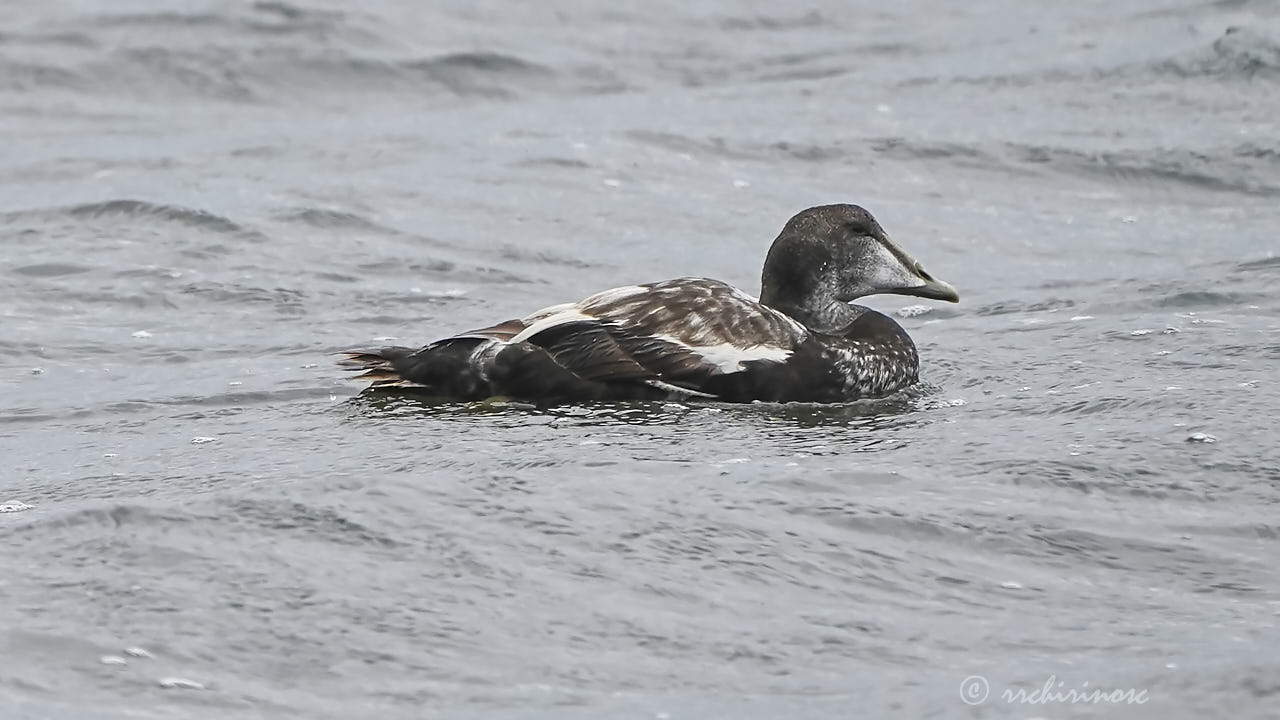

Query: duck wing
[[507, 278, 807, 396]]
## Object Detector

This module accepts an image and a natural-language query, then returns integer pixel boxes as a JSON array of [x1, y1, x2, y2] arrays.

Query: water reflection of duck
[[340, 204, 958, 404]]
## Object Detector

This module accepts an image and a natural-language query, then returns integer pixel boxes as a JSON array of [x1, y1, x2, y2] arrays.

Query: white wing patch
[[511, 307, 594, 343], [652, 334, 792, 373], [466, 339, 503, 382], [508, 280, 799, 381], [580, 284, 649, 308], [644, 378, 718, 398], [521, 302, 576, 323], [513, 286, 649, 344]]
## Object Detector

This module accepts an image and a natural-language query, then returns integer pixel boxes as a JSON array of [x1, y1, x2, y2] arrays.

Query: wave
[[971, 298, 1079, 316], [8, 0, 629, 99], [1235, 256, 1280, 273], [0, 386, 340, 426], [497, 244, 599, 269], [1149, 289, 1265, 309], [11, 262, 93, 278], [2, 41, 623, 102], [627, 130, 854, 163], [622, 128, 1280, 196], [45, 2, 378, 49], [273, 51, 570, 100], [68, 199, 256, 234], [0, 504, 179, 539], [900, 26, 1280, 88], [0, 199, 267, 239], [1152, 26, 1280, 80], [868, 138, 1280, 196], [1011, 143, 1280, 196], [176, 281, 306, 310], [274, 207, 403, 233], [216, 497, 403, 548], [0, 497, 401, 550], [715, 11, 828, 32]]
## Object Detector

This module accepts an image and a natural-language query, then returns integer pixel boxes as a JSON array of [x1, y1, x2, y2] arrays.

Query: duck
[[339, 204, 958, 404]]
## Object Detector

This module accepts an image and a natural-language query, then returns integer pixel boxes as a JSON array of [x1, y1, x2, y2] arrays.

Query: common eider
[[340, 204, 958, 404]]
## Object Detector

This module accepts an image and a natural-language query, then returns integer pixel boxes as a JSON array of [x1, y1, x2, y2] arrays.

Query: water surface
[[2, 1, 1279, 718]]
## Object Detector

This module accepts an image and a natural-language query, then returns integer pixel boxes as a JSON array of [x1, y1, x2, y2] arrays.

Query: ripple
[[625, 130, 862, 164], [0, 407, 57, 424], [1153, 27, 1280, 80], [899, 26, 1280, 87], [86, 1, 361, 40], [786, 503, 969, 544], [1015, 143, 1280, 196], [625, 130, 757, 160], [864, 138, 1280, 196], [0, 29, 97, 48], [0, 387, 338, 425], [219, 498, 402, 548], [282, 51, 625, 99], [11, 262, 93, 277], [716, 11, 828, 31], [274, 207, 400, 233], [509, 157, 592, 170], [972, 458, 1209, 499], [1014, 394, 1181, 417], [0, 59, 82, 91], [177, 281, 305, 312], [74, 199, 255, 233], [1151, 290, 1262, 309], [2, 18, 624, 102], [868, 137, 1009, 171], [0, 504, 176, 538], [0, 199, 268, 241], [97, 386, 338, 412], [498, 244, 599, 269], [1235, 256, 1280, 273], [973, 298, 1078, 316]]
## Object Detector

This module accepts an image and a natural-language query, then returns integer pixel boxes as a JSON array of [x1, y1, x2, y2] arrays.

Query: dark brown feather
[[512, 279, 805, 393], [455, 318, 527, 342], [532, 321, 657, 383], [578, 278, 804, 348]]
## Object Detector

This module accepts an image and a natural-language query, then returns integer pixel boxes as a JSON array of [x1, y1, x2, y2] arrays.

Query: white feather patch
[[466, 340, 503, 381], [645, 378, 719, 398], [522, 302, 576, 323], [581, 284, 649, 308], [652, 334, 792, 373], [511, 308, 595, 343]]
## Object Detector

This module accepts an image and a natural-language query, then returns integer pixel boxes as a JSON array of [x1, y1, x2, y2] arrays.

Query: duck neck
[[760, 263, 857, 332]]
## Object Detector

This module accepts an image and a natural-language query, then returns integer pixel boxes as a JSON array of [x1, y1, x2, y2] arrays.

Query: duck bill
[[896, 275, 959, 303], [877, 235, 960, 303]]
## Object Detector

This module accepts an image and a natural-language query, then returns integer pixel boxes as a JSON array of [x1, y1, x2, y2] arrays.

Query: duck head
[[759, 204, 958, 327]]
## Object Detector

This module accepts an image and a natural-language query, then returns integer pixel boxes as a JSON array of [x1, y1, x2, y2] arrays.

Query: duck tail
[[336, 346, 423, 388], [337, 340, 499, 398]]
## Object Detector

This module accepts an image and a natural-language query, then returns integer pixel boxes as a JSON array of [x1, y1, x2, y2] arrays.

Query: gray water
[[3, 1, 1279, 718]]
